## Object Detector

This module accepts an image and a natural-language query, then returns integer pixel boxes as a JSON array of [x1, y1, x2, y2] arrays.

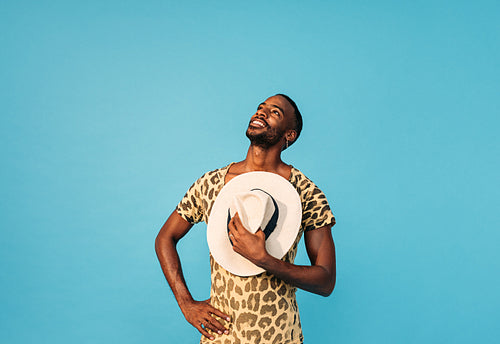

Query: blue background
[[1, 1, 499, 343]]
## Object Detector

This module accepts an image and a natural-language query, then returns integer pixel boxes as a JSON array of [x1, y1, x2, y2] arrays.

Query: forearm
[[255, 254, 335, 296], [155, 235, 194, 308], [228, 215, 336, 296], [155, 211, 232, 339]]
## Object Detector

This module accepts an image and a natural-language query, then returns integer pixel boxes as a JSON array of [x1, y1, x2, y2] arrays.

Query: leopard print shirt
[[176, 164, 335, 344]]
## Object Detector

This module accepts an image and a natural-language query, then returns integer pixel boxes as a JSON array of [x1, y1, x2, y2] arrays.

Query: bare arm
[[155, 210, 230, 339], [228, 213, 336, 296]]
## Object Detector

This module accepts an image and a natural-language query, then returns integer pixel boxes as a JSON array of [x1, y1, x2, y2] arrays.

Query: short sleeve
[[176, 177, 204, 224], [302, 185, 336, 232]]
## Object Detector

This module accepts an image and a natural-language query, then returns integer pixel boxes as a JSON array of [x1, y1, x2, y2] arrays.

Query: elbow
[[154, 234, 163, 257], [316, 282, 335, 297], [320, 281, 335, 297], [318, 273, 336, 297], [154, 231, 175, 255], [154, 234, 162, 253]]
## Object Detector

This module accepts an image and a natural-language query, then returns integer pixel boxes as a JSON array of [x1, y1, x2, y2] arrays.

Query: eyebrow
[[259, 102, 284, 115]]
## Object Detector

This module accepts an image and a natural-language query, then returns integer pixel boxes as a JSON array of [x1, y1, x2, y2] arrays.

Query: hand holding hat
[[227, 212, 268, 266], [207, 171, 302, 276]]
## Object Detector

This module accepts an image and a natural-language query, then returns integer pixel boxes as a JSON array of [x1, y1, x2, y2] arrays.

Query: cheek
[[276, 119, 290, 132], [269, 117, 283, 126]]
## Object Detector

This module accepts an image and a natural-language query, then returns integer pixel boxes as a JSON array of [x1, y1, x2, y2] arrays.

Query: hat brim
[[207, 171, 302, 277]]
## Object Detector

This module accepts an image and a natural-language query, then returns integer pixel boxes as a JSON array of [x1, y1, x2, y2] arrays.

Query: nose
[[256, 108, 269, 118]]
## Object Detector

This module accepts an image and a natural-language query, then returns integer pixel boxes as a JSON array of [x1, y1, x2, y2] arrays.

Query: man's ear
[[286, 130, 297, 144]]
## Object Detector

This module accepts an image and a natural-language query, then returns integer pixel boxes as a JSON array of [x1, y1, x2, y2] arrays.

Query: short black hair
[[275, 93, 303, 145]]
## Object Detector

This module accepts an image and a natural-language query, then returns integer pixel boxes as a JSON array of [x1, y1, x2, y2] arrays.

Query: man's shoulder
[[290, 166, 317, 190], [291, 167, 335, 228], [193, 163, 232, 185], [290, 166, 332, 201]]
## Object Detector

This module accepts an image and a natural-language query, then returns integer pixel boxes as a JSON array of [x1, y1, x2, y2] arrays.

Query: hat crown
[[231, 189, 275, 233]]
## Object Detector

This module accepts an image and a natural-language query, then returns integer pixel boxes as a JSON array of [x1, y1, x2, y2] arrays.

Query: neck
[[242, 144, 284, 172]]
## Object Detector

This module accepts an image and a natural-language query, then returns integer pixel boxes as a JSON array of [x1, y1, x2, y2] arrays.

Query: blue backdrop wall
[[1, 1, 499, 343]]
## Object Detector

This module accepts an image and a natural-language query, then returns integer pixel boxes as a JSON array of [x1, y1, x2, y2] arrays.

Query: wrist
[[177, 295, 194, 311], [254, 251, 273, 268]]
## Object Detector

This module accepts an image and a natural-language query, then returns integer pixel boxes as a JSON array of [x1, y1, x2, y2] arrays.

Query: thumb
[[256, 229, 266, 239]]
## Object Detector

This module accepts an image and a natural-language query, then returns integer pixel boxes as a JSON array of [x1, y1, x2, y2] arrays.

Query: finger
[[228, 232, 236, 244], [197, 324, 215, 340], [229, 213, 239, 233], [232, 212, 244, 230], [203, 317, 224, 335], [228, 215, 239, 233], [228, 219, 236, 233], [227, 223, 236, 241], [203, 301, 231, 331], [256, 229, 265, 239], [209, 307, 231, 323], [232, 244, 242, 254], [205, 316, 229, 335]]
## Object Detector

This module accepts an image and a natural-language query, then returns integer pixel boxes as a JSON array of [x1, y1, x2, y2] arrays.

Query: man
[[155, 94, 336, 344]]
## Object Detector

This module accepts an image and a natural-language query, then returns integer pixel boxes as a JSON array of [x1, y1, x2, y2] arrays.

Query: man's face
[[246, 95, 295, 148]]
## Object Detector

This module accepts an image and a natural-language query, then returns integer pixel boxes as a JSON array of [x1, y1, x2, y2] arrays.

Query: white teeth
[[252, 120, 265, 127]]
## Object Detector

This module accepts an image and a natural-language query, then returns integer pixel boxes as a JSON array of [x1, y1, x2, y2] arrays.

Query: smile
[[250, 119, 267, 128]]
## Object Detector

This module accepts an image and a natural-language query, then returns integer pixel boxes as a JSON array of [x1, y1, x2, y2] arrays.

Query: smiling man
[[155, 94, 336, 344]]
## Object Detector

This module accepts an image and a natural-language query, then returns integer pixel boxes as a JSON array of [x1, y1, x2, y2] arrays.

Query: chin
[[246, 129, 282, 148]]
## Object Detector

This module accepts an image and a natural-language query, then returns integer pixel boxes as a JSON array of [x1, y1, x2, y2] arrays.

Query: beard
[[246, 126, 285, 148]]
